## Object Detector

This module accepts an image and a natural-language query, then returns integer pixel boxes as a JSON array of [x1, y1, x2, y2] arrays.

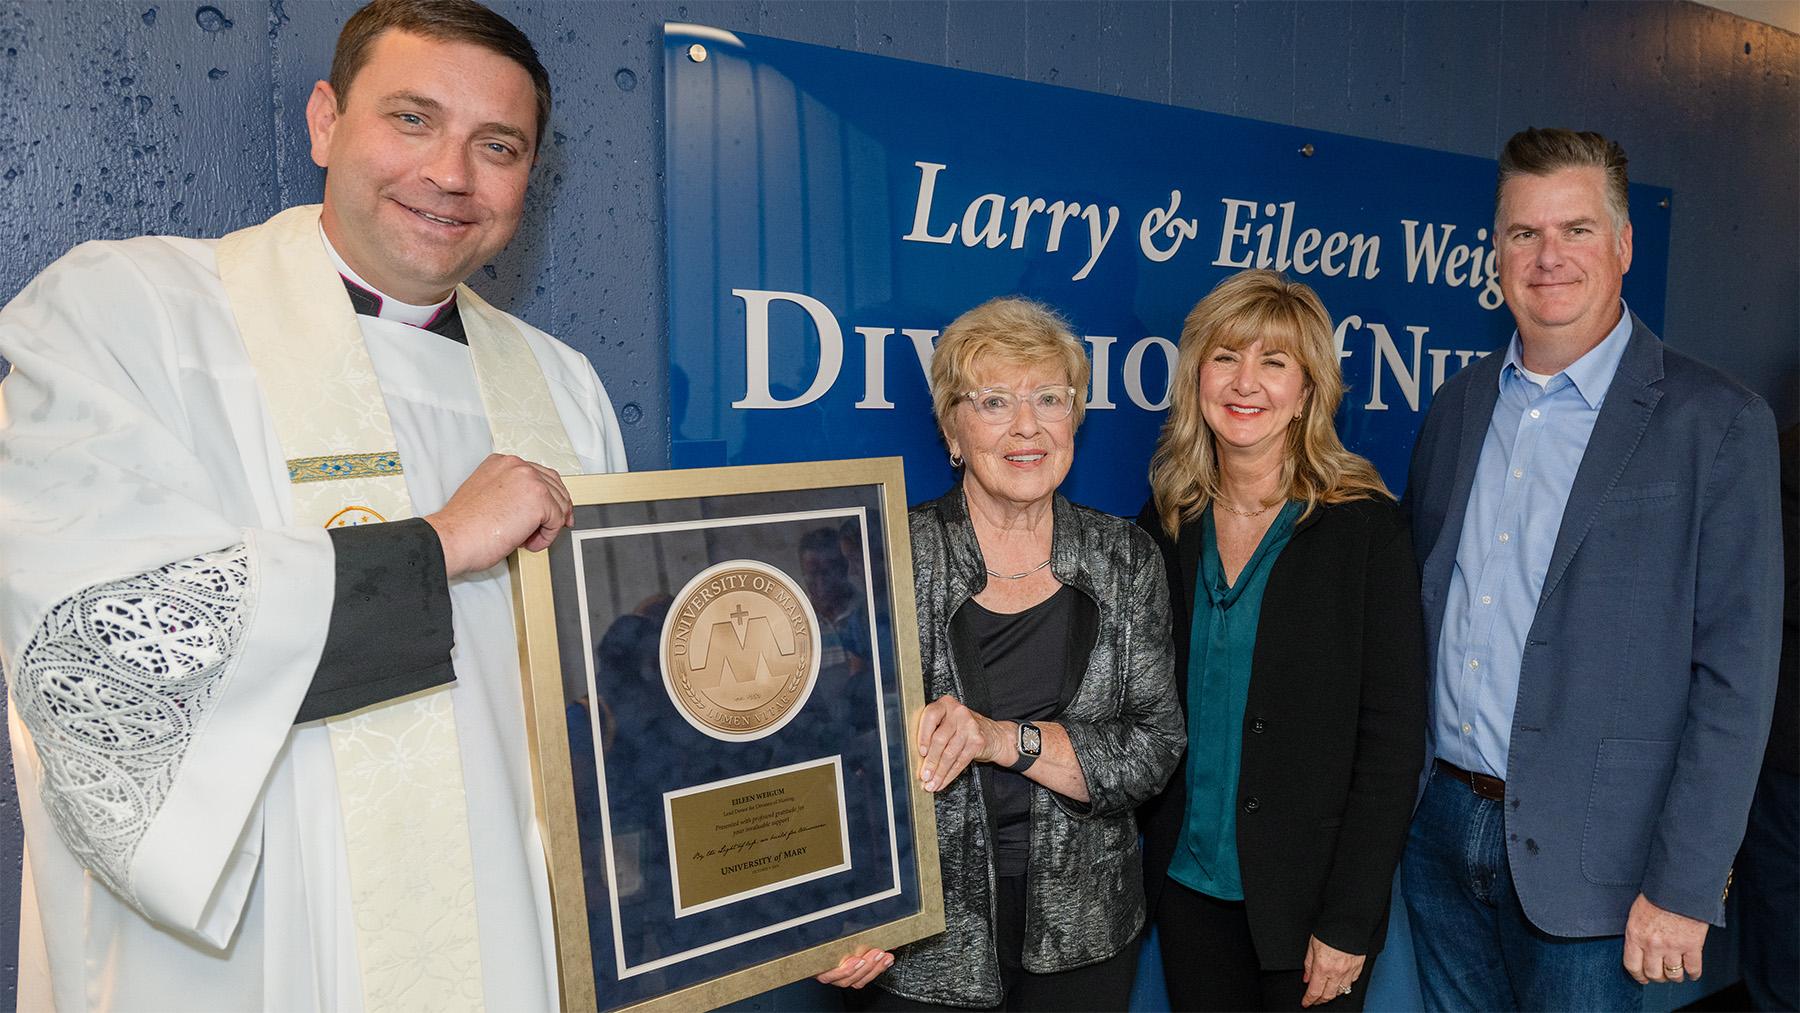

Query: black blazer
[[1135, 495, 1427, 969]]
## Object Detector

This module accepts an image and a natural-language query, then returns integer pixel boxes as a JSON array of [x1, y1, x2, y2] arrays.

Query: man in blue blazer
[[1401, 127, 1782, 1010]]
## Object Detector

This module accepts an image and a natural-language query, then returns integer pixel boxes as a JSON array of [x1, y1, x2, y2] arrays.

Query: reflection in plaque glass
[[511, 459, 942, 1011]]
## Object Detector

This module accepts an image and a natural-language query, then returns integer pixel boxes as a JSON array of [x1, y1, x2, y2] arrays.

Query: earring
[[950, 452, 964, 468]]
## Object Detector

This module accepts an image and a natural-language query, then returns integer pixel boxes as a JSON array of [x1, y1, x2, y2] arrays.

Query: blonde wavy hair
[[930, 296, 1091, 446], [1148, 269, 1389, 537]]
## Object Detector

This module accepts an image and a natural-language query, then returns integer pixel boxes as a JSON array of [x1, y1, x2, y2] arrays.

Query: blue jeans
[[1401, 767, 1643, 1012]]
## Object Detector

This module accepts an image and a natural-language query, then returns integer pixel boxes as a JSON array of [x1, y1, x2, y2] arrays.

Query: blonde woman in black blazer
[[1136, 270, 1427, 1011]]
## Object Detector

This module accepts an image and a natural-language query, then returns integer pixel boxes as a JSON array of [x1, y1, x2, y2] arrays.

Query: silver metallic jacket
[[880, 488, 1185, 1007]]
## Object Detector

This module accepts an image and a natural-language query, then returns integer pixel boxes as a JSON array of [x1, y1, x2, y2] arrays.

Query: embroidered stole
[[216, 205, 577, 1010]]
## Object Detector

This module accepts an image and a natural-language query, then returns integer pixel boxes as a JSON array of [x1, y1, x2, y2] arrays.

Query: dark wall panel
[[946, 0, 1026, 78], [1168, 0, 1239, 112], [1404, 2, 1502, 155], [1098, 1, 1168, 102], [1, 3, 1794, 1008], [1232, 1, 1298, 124], [1026, 0, 1101, 91], [1290, 2, 1353, 131], [855, 0, 947, 64], [1342, 2, 1408, 140]]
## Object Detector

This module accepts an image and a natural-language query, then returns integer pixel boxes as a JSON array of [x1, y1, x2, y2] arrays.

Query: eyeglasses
[[961, 385, 1079, 423]]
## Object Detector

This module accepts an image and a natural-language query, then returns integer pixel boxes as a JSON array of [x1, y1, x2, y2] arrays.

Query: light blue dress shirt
[[1433, 303, 1635, 780]]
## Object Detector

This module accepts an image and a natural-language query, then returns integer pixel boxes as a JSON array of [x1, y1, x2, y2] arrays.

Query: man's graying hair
[[330, 0, 552, 147], [1496, 128, 1631, 233]]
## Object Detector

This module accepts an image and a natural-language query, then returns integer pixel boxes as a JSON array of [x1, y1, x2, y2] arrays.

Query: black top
[[340, 276, 467, 343], [960, 585, 1074, 876], [1136, 496, 1427, 969]]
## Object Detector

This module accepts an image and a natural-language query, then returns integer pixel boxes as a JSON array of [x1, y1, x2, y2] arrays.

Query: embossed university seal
[[661, 559, 822, 741]]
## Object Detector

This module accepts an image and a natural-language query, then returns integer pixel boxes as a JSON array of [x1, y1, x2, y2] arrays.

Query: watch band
[[1004, 750, 1038, 773]]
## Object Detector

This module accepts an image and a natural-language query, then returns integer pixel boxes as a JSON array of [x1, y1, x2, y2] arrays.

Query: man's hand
[[815, 945, 894, 989], [916, 695, 1008, 792], [1301, 934, 1366, 1007], [426, 453, 574, 577], [1622, 893, 1708, 984]]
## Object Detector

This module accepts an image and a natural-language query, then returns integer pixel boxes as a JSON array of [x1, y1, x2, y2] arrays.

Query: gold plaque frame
[[511, 458, 943, 1012]]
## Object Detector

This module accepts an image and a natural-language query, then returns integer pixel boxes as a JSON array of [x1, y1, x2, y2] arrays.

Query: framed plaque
[[511, 458, 944, 1011]]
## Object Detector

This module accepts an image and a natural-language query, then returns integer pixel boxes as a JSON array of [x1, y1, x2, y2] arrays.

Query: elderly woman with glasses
[[818, 296, 1185, 1010]]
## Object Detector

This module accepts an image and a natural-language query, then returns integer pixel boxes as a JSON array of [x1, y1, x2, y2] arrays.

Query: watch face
[[1020, 723, 1042, 756]]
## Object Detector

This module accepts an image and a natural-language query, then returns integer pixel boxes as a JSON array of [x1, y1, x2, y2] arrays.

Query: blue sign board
[[664, 25, 1671, 515]]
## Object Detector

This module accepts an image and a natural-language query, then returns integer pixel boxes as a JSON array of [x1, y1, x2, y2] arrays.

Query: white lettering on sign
[[902, 161, 1121, 282], [1400, 220, 1506, 310], [889, 158, 1571, 310], [1214, 198, 1381, 280], [1121, 336, 1179, 411], [1139, 190, 1199, 262], [1334, 314, 1493, 411], [731, 289, 844, 409], [1084, 336, 1118, 410], [734, 291, 1486, 417], [854, 327, 939, 409]]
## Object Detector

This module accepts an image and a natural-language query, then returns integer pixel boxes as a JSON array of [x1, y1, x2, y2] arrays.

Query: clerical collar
[[319, 225, 466, 344]]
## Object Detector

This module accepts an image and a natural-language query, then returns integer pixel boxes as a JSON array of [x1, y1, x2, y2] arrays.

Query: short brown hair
[[929, 296, 1091, 439], [1496, 127, 1630, 233], [330, 0, 552, 148]]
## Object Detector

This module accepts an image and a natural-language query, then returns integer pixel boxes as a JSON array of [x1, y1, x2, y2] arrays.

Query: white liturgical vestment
[[0, 209, 626, 1011]]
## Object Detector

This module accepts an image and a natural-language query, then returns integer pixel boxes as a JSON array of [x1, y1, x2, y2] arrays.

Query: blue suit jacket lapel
[[1537, 316, 1666, 606], [1423, 351, 1505, 634]]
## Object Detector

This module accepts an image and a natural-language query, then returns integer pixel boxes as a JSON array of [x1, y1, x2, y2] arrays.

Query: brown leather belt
[[1435, 758, 1506, 802]]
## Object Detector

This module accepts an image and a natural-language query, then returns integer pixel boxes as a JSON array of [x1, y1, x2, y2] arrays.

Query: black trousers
[[1155, 878, 1374, 1013], [853, 875, 1140, 1012]]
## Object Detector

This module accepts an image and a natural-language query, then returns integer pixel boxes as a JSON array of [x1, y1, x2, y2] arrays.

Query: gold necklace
[[1216, 500, 1271, 518]]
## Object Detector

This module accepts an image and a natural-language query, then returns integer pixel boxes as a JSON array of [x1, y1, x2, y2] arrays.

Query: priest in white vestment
[[0, 3, 624, 1008]]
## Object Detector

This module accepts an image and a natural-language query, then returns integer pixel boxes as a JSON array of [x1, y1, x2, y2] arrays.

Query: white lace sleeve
[[11, 545, 251, 908]]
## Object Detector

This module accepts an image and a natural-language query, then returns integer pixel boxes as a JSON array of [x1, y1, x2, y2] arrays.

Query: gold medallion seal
[[662, 560, 822, 741]]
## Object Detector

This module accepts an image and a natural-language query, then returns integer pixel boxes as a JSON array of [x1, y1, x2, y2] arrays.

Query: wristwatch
[[1005, 721, 1041, 773]]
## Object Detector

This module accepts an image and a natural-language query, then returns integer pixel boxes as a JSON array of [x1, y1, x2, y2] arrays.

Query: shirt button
[[1512, 468, 1524, 479], [1462, 723, 1473, 733], [1498, 531, 1511, 543], [1242, 797, 1261, 813], [1481, 595, 1493, 605], [1469, 658, 1480, 670], [1529, 408, 1541, 419], [1251, 719, 1267, 734]]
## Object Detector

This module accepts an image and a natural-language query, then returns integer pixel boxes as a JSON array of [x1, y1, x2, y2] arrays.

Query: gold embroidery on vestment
[[287, 452, 404, 483]]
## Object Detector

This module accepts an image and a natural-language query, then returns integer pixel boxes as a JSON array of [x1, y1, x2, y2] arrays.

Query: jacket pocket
[[1604, 481, 1680, 504], [1580, 738, 1679, 885]]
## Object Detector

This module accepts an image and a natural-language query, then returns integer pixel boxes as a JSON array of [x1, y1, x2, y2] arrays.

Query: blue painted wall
[[0, 2, 1793, 1008]]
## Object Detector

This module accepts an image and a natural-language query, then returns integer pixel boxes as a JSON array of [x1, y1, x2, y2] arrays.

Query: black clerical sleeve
[[296, 517, 456, 723]]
